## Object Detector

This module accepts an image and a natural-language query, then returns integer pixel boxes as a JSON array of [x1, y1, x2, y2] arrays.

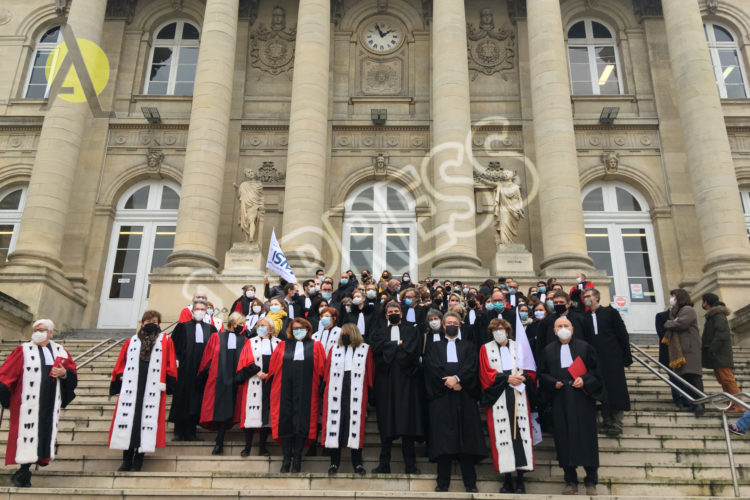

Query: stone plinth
[[492, 243, 535, 276], [223, 242, 265, 276]]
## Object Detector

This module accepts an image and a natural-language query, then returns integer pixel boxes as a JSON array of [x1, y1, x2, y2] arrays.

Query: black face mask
[[233, 325, 244, 335], [445, 325, 459, 338], [388, 313, 401, 325], [554, 304, 568, 315], [467, 299, 476, 309], [341, 333, 351, 346], [445, 286, 452, 292]]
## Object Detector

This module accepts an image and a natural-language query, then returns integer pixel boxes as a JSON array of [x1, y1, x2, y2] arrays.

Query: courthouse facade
[[1, 0, 750, 338]]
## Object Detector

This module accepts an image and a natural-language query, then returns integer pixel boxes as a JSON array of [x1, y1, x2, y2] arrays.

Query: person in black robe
[[230, 284, 257, 316], [370, 301, 426, 474], [197, 313, 247, 454], [422, 309, 444, 354], [423, 312, 487, 492], [535, 290, 593, 361], [169, 299, 217, 441], [538, 317, 605, 496], [474, 290, 515, 347], [582, 288, 632, 435], [400, 288, 426, 327]]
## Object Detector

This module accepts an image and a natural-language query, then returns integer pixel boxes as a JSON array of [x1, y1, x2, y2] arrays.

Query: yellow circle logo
[[45, 39, 109, 103]]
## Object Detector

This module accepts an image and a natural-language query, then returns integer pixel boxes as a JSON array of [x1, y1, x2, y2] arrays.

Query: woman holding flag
[[478, 317, 536, 494]]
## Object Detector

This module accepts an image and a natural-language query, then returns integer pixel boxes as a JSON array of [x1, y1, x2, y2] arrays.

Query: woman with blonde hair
[[321, 323, 374, 474], [266, 297, 289, 339], [235, 317, 281, 457]]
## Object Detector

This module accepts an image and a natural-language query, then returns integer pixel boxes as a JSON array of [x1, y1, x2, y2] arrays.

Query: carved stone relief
[[361, 58, 404, 95], [466, 9, 516, 81], [249, 6, 296, 78]]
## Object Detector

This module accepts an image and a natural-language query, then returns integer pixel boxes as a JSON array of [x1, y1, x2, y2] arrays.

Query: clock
[[361, 17, 404, 54]]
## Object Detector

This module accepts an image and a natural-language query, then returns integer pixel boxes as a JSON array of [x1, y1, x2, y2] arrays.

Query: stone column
[[279, 0, 331, 271], [526, 0, 593, 273], [166, 0, 240, 269], [661, 0, 750, 273], [429, 0, 483, 272], [7, 0, 107, 271]]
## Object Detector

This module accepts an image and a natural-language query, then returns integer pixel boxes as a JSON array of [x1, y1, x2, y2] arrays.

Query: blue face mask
[[293, 329, 306, 340], [269, 305, 281, 314], [509, 288, 516, 295], [322, 292, 332, 300], [499, 284, 507, 290], [546, 299, 554, 308], [320, 316, 331, 327], [340, 278, 348, 285], [403, 298, 413, 307], [257, 326, 268, 336], [519, 312, 529, 321], [494, 302, 505, 312], [538, 287, 546, 293]]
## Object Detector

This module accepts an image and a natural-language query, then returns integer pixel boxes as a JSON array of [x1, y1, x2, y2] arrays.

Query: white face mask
[[576, 277, 583, 284], [429, 319, 441, 331], [493, 329, 507, 344], [252, 305, 262, 314], [352, 297, 363, 305], [31, 330, 48, 345], [345, 306, 352, 313], [534, 310, 546, 320], [193, 310, 206, 322], [245, 291, 255, 299], [366, 290, 376, 299], [557, 328, 572, 341], [669, 297, 676, 307]]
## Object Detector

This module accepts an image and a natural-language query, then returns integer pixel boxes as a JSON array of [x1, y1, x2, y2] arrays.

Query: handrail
[[73, 339, 113, 362], [75, 321, 180, 369], [630, 342, 747, 497]]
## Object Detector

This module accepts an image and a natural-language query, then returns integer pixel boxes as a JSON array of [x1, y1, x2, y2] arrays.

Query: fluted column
[[7, 0, 107, 271], [429, 0, 483, 271], [279, 0, 331, 270], [167, 0, 240, 269], [527, 0, 593, 273], [661, 0, 750, 273]]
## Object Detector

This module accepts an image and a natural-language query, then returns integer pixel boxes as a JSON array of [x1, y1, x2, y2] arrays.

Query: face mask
[[320, 316, 331, 327], [404, 298, 413, 307], [396, 286, 401, 293], [293, 328, 306, 340], [534, 310, 546, 320], [467, 299, 476, 308], [366, 290, 377, 299], [429, 319, 441, 331], [246, 291, 255, 299], [463, 287, 469, 294], [445, 286, 452, 292], [269, 305, 282, 314], [554, 304, 567, 315], [445, 325, 459, 338], [352, 297, 363, 305], [519, 312, 529, 321], [257, 326, 268, 336], [314, 285, 321, 293], [669, 297, 676, 307], [509, 288, 516, 295], [493, 329, 507, 344], [233, 325, 244, 334], [577, 277, 583, 284], [193, 310, 206, 322], [322, 292, 332, 301], [31, 330, 47, 344], [340, 278, 348, 285], [538, 287, 546, 293], [403, 276, 410, 282], [207, 308, 214, 316], [388, 313, 401, 325], [557, 328, 572, 341], [252, 305, 262, 314], [424, 300, 432, 306], [584, 298, 594, 308], [499, 284, 507, 290], [494, 302, 505, 312], [449, 301, 458, 307], [341, 333, 351, 346], [546, 300, 555, 308]]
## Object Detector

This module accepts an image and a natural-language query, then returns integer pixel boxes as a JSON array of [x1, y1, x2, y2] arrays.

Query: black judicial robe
[[370, 323, 426, 440], [169, 320, 217, 424], [474, 308, 516, 346], [400, 304, 427, 328], [198, 331, 247, 428], [535, 310, 593, 360], [231, 296, 252, 316], [423, 338, 488, 462], [586, 306, 632, 412], [538, 339, 605, 468]]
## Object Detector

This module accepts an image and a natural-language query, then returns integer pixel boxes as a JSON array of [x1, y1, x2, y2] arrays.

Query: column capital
[[633, 0, 663, 22]]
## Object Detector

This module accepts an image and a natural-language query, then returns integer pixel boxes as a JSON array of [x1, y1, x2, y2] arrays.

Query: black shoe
[[465, 486, 478, 493], [328, 464, 339, 475], [404, 466, 421, 475], [259, 447, 270, 457], [694, 404, 706, 416], [372, 463, 391, 474], [501, 476, 515, 493], [292, 459, 302, 473], [515, 476, 526, 494], [117, 462, 131, 472], [354, 464, 366, 475], [280, 459, 291, 473], [131, 453, 145, 472], [11, 468, 31, 488], [212, 444, 224, 455], [435, 486, 449, 492], [240, 447, 251, 457]]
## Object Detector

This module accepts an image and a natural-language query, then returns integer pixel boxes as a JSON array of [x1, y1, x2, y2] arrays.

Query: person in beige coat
[[663, 289, 703, 415]]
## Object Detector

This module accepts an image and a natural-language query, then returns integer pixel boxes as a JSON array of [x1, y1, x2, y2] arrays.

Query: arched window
[[583, 183, 664, 334], [0, 186, 27, 261], [343, 182, 417, 277], [23, 26, 62, 98], [98, 181, 180, 328], [704, 22, 749, 99], [567, 19, 623, 95], [144, 20, 200, 95]]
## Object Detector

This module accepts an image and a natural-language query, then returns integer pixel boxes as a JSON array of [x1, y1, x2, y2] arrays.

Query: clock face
[[363, 19, 403, 54]]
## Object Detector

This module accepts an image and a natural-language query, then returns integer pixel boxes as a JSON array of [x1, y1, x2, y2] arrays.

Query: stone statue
[[602, 151, 619, 173], [234, 169, 264, 243], [480, 167, 525, 246], [271, 5, 286, 31]]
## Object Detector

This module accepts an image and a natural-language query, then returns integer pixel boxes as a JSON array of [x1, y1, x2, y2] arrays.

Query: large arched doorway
[[97, 181, 180, 328], [342, 182, 417, 278], [583, 182, 664, 334]]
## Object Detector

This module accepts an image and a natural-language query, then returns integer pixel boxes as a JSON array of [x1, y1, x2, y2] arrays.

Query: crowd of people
[[0, 269, 743, 494]]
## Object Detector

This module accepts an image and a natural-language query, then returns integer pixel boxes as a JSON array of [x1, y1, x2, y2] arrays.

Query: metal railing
[[75, 320, 180, 369], [630, 343, 750, 497]]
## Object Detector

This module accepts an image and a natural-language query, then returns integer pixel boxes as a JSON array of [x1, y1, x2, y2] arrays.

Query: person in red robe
[[108, 311, 177, 471], [178, 290, 223, 332], [0, 319, 77, 487], [321, 323, 374, 475], [479, 318, 535, 494], [267, 317, 326, 472], [230, 284, 258, 316], [197, 312, 247, 455], [235, 317, 281, 457]]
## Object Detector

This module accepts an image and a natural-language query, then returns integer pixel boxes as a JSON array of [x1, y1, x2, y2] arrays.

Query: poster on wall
[[630, 283, 644, 300], [613, 296, 629, 313]]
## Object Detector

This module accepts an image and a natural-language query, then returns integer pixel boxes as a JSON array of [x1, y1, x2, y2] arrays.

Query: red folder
[[567, 356, 588, 394], [50, 356, 65, 377]]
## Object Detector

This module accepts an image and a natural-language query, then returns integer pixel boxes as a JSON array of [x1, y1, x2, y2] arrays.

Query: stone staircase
[[0, 338, 747, 499]]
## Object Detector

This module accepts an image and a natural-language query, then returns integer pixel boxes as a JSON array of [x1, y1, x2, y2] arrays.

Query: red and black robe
[[169, 320, 217, 425], [267, 339, 326, 443], [235, 335, 281, 428], [0, 341, 77, 465], [198, 330, 247, 429]]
